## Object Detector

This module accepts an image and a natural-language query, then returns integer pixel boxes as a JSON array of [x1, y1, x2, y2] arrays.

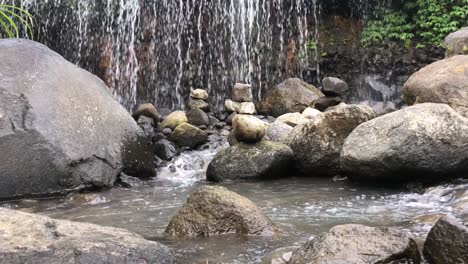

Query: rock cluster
[[225, 83, 257, 115]]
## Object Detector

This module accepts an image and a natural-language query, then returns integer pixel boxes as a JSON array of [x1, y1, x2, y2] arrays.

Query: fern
[[0, 4, 34, 39]]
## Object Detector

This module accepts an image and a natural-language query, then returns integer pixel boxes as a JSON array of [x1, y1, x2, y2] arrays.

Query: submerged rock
[[206, 141, 294, 181], [165, 186, 279, 238], [232, 114, 266, 143], [341, 103, 468, 182], [276, 113, 309, 127], [263, 78, 324, 117], [262, 246, 299, 264], [289, 224, 421, 264], [265, 121, 293, 143], [161, 110, 188, 130], [132, 103, 161, 124], [0, 39, 154, 200], [232, 83, 253, 102], [190, 88, 209, 100], [445, 27, 468, 57], [287, 103, 376, 176], [0, 208, 176, 263], [171, 123, 208, 148], [403, 55, 468, 117], [423, 217, 468, 264], [322, 77, 349, 95]]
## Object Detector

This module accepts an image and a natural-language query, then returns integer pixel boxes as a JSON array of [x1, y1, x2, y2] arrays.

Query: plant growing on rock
[[0, 4, 33, 39]]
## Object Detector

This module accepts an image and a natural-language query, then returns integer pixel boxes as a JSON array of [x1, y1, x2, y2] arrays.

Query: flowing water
[[2, 137, 467, 263], [2, 0, 401, 112]]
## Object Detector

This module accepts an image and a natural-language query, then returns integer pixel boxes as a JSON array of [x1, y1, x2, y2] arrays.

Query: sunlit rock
[[302, 107, 321, 120], [0, 208, 176, 263], [190, 89, 209, 101], [289, 224, 421, 264], [232, 114, 266, 143], [225, 99, 241, 113], [166, 186, 279, 238], [287, 103, 376, 176], [276, 113, 309, 127], [161, 110, 188, 130], [445, 27, 468, 57], [341, 103, 468, 182], [403, 55, 468, 117], [239, 102, 257, 115]]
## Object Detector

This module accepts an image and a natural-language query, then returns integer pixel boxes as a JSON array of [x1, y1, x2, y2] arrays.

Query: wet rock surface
[[0, 39, 154, 200], [423, 217, 468, 264], [341, 103, 468, 183], [0, 208, 176, 264], [403, 55, 468, 118], [165, 186, 279, 238], [171, 123, 208, 148], [206, 141, 294, 182], [289, 224, 421, 264], [287, 103, 376, 176]]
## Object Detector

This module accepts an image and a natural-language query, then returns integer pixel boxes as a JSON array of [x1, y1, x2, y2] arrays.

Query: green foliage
[[0, 4, 34, 39], [362, 0, 468, 47], [307, 39, 317, 52]]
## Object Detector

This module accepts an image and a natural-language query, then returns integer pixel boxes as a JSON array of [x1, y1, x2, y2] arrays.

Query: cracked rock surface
[[0, 39, 154, 200]]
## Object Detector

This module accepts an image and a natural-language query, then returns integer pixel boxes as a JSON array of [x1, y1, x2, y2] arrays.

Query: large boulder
[[171, 123, 208, 148], [165, 186, 279, 238], [232, 114, 266, 143], [161, 110, 188, 130], [445, 27, 468, 57], [0, 39, 154, 200], [232, 83, 253, 102], [403, 55, 468, 118], [287, 103, 376, 176], [423, 217, 468, 264], [0, 208, 176, 264], [289, 224, 421, 264], [206, 141, 294, 182], [341, 103, 468, 182], [263, 78, 324, 117]]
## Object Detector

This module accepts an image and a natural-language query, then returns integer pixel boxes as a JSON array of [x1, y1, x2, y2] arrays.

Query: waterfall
[[1, 0, 398, 111]]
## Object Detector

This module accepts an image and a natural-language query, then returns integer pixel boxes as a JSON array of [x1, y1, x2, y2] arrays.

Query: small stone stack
[[187, 89, 211, 129], [225, 83, 257, 116]]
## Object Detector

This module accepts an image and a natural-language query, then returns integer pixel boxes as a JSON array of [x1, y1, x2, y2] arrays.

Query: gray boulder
[[263, 78, 324, 117], [322, 77, 349, 95], [403, 55, 468, 118], [445, 27, 468, 57], [190, 89, 209, 100], [287, 103, 376, 176], [232, 83, 253, 102], [206, 141, 294, 181], [423, 217, 468, 264], [166, 186, 279, 238], [188, 98, 210, 112], [266, 121, 293, 143], [341, 103, 468, 182], [0, 39, 154, 200], [0, 208, 176, 264], [171, 123, 208, 148], [289, 224, 421, 264], [314, 96, 342, 111], [187, 108, 210, 127]]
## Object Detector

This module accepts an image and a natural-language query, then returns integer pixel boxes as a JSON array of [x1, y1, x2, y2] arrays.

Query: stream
[[2, 136, 467, 263]]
